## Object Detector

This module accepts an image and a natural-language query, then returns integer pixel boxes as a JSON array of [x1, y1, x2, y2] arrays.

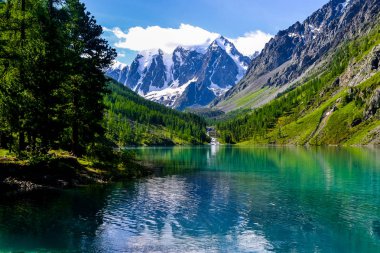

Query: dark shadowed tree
[[0, 0, 115, 156], [63, 0, 116, 155]]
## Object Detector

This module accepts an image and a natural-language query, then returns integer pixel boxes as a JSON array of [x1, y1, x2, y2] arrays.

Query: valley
[[1, 0, 380, 252], [106, 0, 380, 147]]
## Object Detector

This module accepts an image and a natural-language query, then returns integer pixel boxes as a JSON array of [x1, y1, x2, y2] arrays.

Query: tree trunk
[[72, 120, 79, 156], [19, 131, 25, 151], [48, 0, 53, 16], [21, 0, 26, 40], [0, 132, 5, 148], [19, 0, 26, 154], [71, 88, 79, 156]]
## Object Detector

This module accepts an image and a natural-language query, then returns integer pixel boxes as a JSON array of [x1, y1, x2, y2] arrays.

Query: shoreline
[[0, 151, 154, 194], [1, 144, 379, 194]]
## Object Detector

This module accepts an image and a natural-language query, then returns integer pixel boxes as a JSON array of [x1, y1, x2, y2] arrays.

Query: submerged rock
[[373, 220, 380, 239]]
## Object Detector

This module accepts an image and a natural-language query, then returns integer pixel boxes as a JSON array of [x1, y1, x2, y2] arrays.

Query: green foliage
[[234, 86, 269, 108], [0, 0, 208, 170], [104, 80, 209, 146], [217, 26, 380, 145], [61, 0, 116, 155], [0, 0, 115, 156]]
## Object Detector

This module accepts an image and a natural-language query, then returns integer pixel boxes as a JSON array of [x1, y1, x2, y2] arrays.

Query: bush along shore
[[0, 148, 153, 193]]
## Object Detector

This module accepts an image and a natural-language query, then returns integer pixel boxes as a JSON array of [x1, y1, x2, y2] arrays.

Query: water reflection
[[129, 146, 380, 252], [0, 146, 379, 252], [0, 186, 112, 251]]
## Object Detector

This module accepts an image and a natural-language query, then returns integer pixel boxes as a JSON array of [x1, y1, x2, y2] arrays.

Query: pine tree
[[0, 0, 116, 155], [0, 0, 37, 152], [64, 0, 116, 155]]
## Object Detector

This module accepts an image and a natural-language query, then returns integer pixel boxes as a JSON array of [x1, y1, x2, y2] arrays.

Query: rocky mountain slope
[[215, 0, 380, 145], [212, 0, 380, 112], [106, 37, 250, 110]]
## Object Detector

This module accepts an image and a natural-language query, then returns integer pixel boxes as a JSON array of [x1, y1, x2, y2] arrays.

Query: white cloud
[[229, 31, 273, 56], [104, 24, 272, 56], [105, 24, 219, 53]]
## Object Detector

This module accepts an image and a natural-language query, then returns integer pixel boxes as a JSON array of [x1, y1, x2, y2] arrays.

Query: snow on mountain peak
[[342, 0, 351, 8], [210, 36, 250, 79], [336, 0, 351, 13], [110, 60, 127, 70], [106, 37, 252, 109], [211, 36, 231, 50]]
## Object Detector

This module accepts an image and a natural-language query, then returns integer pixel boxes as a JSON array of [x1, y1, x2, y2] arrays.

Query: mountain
[[212, 0, 380, 111], [104, 80, 209, 146], [105, 61, 129, 84], [215, 0, 380, 145], [106, 37, 250, 110]]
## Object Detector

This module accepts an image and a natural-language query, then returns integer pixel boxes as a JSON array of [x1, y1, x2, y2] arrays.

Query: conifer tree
[[0, 0, 116, 155], [64, 0, 116, 155]]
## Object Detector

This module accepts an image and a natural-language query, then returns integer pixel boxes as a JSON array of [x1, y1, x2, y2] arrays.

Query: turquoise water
[[0, 146, 380, 252]]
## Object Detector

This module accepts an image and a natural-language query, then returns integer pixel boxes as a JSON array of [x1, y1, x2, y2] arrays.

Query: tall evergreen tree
[[0, 0, 38, 152], [0, 0, 116, 155], [64, 0, 116, 155]]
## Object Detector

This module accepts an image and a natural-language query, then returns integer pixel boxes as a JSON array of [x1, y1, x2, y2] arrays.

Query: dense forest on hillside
[[217, 27, 380, 145], [104, 80, 209, 146]]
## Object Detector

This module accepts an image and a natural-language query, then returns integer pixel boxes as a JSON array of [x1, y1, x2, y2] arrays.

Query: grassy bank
[[0, 149, 152, 193]]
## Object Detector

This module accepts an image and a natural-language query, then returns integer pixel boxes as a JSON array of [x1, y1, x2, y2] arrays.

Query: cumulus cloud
[[229, 31, 273, 56], [104, 24, 272, 56], [105, 24, 219, 53]]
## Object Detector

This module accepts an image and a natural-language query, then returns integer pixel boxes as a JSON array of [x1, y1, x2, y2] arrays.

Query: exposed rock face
[[214, 0, 380, 109], [365, 88, 380, 119], [172, 47, 204, 85], [173, 37, 251, 110], [371, 55, 379, 70], [340, 45, 380, 87], [126, 55, 143, 88], [173, 82, 216, 110], [363, 126, 380, 145], [105, 62, 129, 84], [137, 50, 168, 94], [106, 37, 250, 110]]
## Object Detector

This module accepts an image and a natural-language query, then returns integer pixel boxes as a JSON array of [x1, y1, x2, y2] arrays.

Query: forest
[[104, 80, 209, 146], [0, 0, 117, 157], [0, 0, 208, 162]]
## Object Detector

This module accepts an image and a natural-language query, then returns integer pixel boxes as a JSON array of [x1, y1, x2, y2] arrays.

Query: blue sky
[[81, 0, 329, 64]]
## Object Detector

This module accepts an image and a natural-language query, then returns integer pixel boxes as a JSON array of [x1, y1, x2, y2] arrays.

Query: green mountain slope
[[211, 0, 380, 113], [104, 80, 209, 146], [217, 27, 380, 145]]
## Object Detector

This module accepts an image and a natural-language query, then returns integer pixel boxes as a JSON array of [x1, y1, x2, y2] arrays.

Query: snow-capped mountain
[[106, 36, 251, 110], [106, 61, 129, 85]]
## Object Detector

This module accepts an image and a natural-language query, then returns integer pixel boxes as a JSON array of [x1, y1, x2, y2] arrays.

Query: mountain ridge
[[212, 0, 380, 112], [106, 36, 251, 110], [215, 0, 380, 146]]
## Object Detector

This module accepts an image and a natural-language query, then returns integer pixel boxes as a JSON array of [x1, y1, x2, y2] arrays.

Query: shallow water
[[0, 146, 380, 252]]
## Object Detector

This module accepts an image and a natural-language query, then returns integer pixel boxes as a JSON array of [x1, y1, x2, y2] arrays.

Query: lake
[[0, 146, 380, 252]]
